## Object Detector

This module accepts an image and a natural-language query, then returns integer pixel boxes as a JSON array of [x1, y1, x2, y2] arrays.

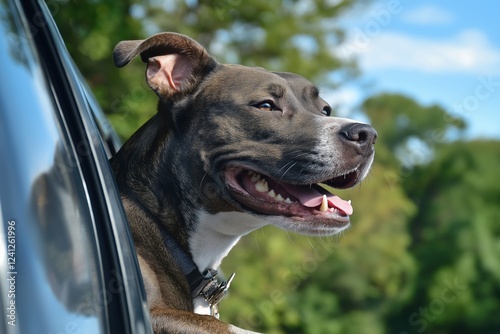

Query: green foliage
[[52, 0, 157, 139], [141, 0, 360, 79], [389, 140, 500, 334], [363, 94, 466, 152]]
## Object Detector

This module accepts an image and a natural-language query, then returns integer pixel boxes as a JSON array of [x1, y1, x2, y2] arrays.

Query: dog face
[[114, 33, 376, 236]]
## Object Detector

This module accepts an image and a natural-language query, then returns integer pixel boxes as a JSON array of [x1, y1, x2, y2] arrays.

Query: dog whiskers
[[279, 162, 298, 181], [199, 172, 209, 193], [306, 236, 317, 251]]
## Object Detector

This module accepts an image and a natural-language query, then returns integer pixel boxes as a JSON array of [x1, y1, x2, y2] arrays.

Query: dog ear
[[113, 32, 218, 98]]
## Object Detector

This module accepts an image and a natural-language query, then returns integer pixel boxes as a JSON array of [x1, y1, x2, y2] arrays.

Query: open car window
[[0, 1, 152, 333]]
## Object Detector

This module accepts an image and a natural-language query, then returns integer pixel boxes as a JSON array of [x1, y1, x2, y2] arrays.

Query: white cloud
[[330, 87, 359, 110], [352, 29, 500, 75], [402, 5, 454, 25], [322, 86, 367, 119]]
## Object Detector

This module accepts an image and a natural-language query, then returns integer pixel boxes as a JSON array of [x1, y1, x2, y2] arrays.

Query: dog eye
[[255, 101, 281, 112], [322, 106, 331, 116]]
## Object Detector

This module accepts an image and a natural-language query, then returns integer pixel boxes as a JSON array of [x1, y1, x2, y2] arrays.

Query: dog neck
[[189, 210, 267, 272]]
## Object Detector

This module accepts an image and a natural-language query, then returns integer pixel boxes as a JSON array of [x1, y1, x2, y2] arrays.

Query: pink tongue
[[328, 196, 353, 215], [280, 184, 353, 215]]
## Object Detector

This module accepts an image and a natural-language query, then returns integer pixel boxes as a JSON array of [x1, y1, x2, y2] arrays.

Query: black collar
[[128, 191, 234, 316], [157, 221, 235, 317]]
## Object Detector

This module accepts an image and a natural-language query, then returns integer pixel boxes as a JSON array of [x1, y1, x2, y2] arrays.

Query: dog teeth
[[249, 171, 293, 203], [248, 171, 262, 186], [255, 179, 269, 192], [267, 190, 288, 202], [319, 195, 328, 212], [348, 200, 351, 204]]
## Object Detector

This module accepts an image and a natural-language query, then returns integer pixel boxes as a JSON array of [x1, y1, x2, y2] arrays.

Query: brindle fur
[[111, 32, 376, 334]]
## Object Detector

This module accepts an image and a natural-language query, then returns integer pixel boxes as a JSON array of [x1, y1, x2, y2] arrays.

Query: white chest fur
[[189, 211, 268, 334], [189, 211, 267, 272]]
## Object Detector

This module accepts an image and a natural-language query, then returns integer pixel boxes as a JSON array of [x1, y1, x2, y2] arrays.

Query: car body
[[0, 0, 153, 333]]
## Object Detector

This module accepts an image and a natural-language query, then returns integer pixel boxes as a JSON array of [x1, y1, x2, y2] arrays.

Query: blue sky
[[329, 0, 500, 140]]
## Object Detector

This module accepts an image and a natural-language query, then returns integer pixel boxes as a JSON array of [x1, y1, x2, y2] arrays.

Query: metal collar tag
[[196, 271, 236, 318]]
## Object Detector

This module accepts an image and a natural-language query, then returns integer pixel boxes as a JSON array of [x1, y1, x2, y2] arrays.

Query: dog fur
[[111, 32, 376, 334]]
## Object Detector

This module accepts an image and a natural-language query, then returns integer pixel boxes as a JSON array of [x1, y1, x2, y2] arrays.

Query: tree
[[362, 94, 500, 333], [362, 93, 466, 168], [389, 140, 500, 334], [52, 0, 154, 137]]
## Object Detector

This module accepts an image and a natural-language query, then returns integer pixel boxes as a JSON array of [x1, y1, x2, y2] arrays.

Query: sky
[[330, 0, 500, 140]]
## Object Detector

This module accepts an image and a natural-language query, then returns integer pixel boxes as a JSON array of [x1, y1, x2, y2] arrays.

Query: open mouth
[[224, 166, 360, 224]]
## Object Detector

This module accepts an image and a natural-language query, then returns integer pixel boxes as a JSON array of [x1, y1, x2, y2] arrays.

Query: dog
[[110, 32, 377, 334]]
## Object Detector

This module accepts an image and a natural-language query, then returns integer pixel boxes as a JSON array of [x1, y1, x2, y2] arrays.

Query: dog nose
[[340, 123, 377, 155]]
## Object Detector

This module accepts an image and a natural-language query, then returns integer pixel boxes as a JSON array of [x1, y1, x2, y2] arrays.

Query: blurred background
[[52, 0, 499, 333]]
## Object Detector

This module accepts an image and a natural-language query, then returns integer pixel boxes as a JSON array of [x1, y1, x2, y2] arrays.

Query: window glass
[[0, 2, 106, 333]]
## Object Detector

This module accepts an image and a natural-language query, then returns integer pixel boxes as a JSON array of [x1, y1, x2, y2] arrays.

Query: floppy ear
[[113, 32, 218, 99]]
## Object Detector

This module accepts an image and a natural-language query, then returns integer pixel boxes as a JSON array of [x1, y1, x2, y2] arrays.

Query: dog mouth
[[223, 166, 360, 226]]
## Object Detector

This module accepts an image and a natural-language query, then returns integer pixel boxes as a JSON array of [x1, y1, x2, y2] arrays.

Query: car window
[[0, 2, 107, 333], [0, 1, 151, 333]]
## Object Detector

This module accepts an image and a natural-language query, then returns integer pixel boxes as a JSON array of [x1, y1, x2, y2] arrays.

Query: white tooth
[[276, 194, 284, 202], [347, 200, 351, 204], [255, 179, 269, 192], [285, 197, 292, 204], [268, 189, 276, 198], [320, 195, 328, 212]]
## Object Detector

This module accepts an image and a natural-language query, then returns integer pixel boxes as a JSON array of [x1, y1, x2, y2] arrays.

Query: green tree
[[362, 93, 466, 167], [139, 0, 361, 80], [363, 94, 500, 334], [389, 140, 500, 334], [52, 0, 154, 137]]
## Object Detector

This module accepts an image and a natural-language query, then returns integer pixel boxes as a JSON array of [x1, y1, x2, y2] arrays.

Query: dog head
[[113, 32, 377, 237]]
